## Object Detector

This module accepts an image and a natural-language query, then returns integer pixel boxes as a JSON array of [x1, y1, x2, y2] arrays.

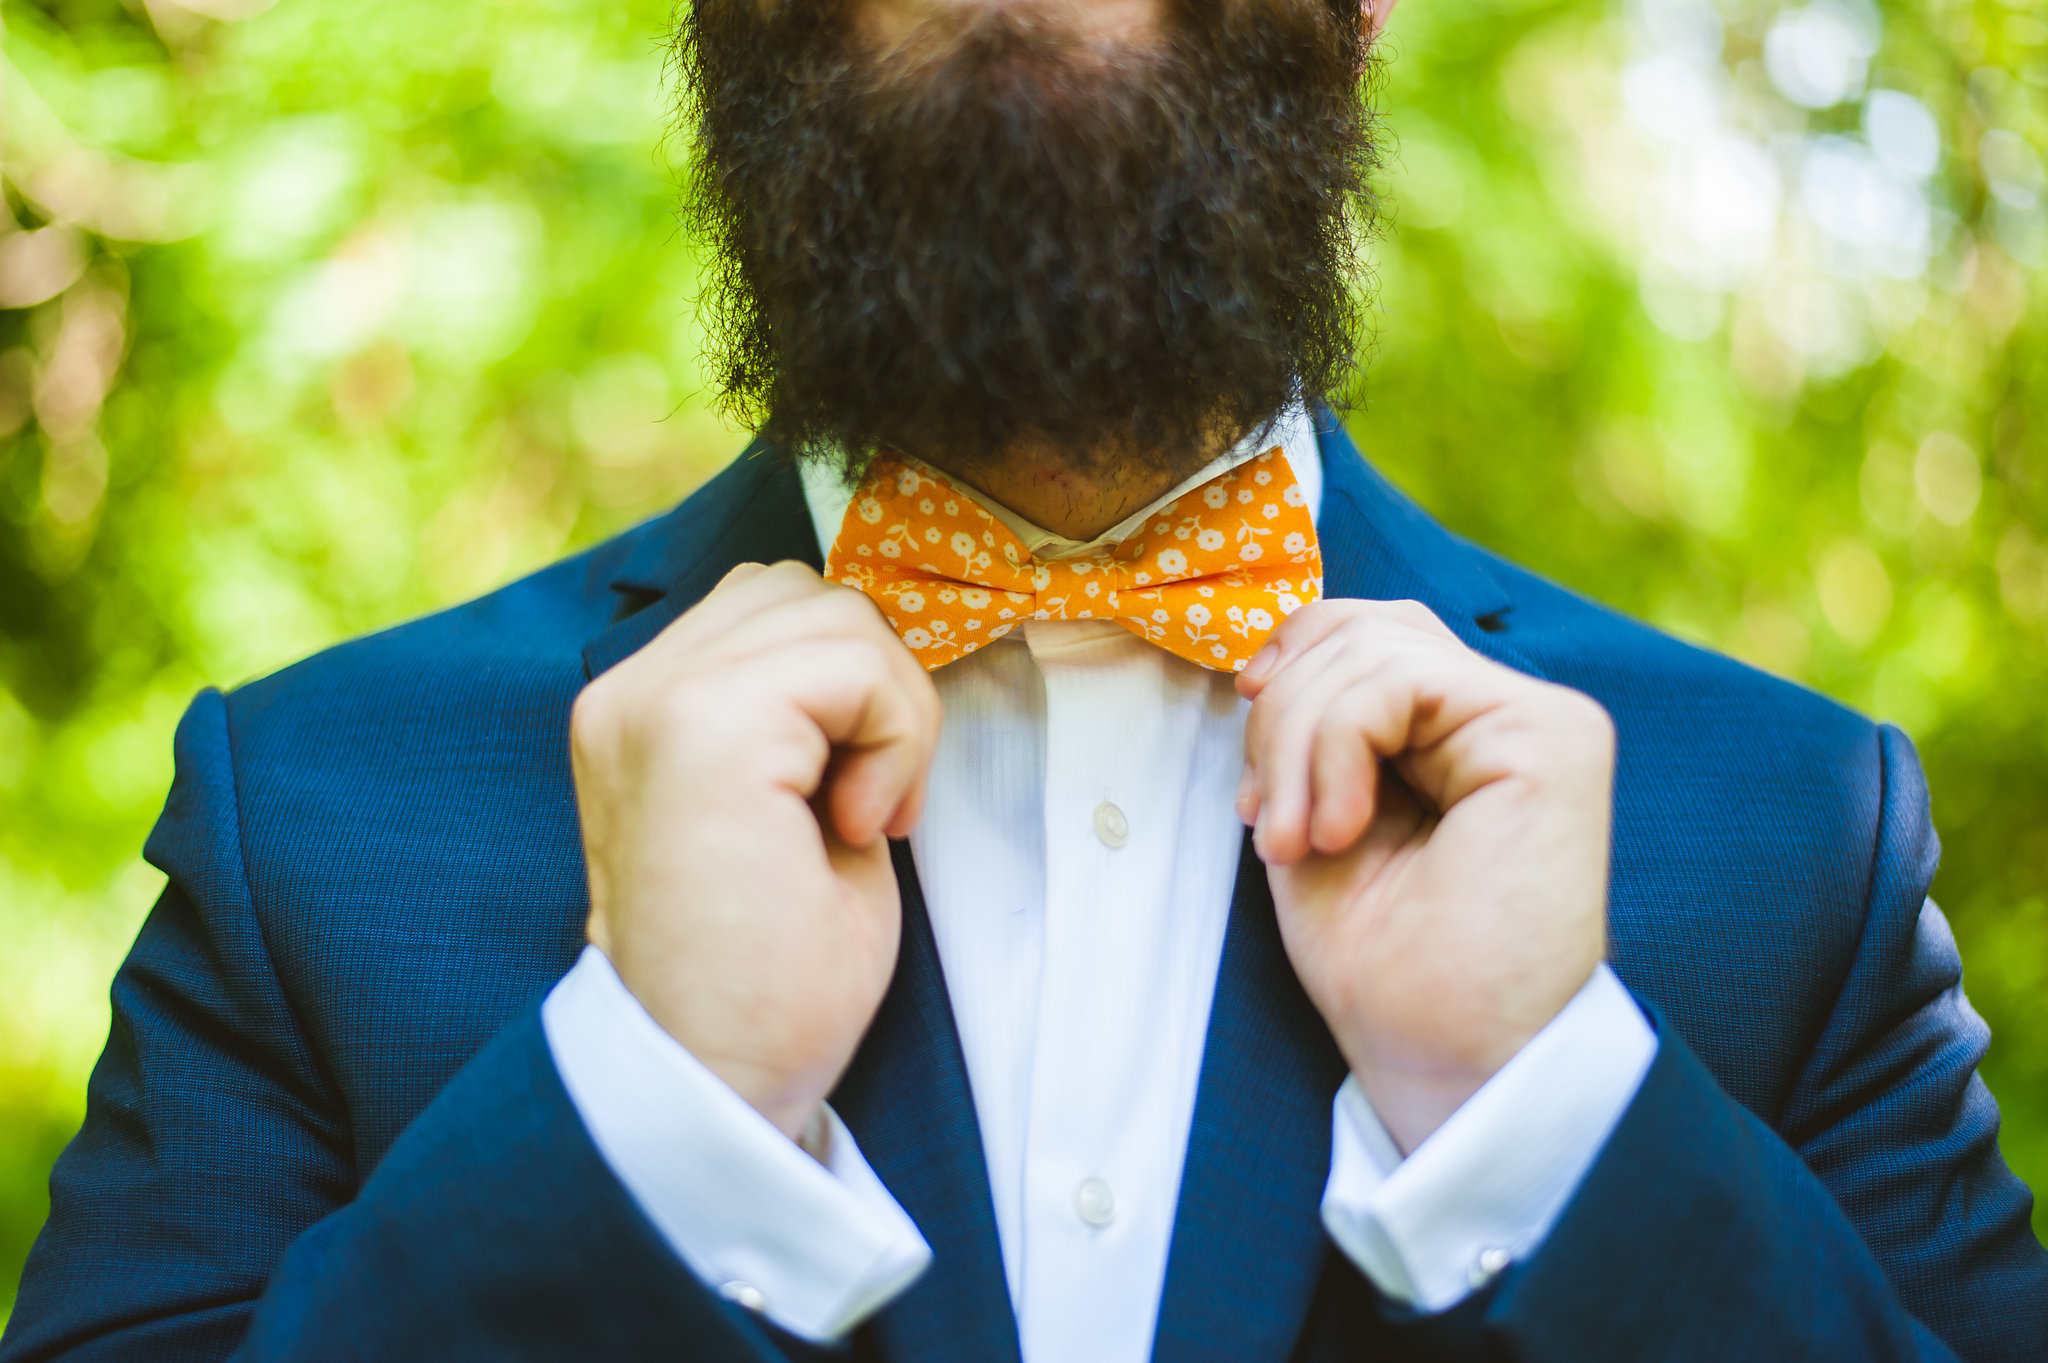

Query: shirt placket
[[1017, 624, 1202, 1363]]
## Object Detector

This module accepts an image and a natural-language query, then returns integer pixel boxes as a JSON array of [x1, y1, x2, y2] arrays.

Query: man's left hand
[[1236, 599, 1614, 1154]]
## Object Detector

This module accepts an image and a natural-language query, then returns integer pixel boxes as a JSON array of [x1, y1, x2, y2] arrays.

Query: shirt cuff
[[1319, 963, 1658, 1312], [541, 945, 932, 1342]]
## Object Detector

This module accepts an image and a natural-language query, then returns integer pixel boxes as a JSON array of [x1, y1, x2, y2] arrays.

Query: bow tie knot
[[827, 448, 1323, 672]]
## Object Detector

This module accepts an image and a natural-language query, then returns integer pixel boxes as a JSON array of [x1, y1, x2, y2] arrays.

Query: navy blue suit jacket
[[5, 423, 2045, 1361]]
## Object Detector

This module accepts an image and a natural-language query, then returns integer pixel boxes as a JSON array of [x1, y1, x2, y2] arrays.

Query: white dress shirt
[[542, 407, 1659, 1355]]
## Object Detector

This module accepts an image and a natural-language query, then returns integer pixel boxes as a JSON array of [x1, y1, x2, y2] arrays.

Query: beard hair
[[673, 0, 1379, 487]]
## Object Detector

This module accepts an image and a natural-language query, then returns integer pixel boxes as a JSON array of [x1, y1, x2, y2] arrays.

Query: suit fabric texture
[[3, 421, 2045, 1362]]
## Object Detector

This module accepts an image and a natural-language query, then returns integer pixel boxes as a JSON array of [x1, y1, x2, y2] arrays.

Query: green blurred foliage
[[0, 0, 2042, 1324]]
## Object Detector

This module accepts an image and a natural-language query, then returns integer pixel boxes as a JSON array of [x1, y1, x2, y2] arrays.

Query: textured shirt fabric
[[542, 407, 1657, 1352]]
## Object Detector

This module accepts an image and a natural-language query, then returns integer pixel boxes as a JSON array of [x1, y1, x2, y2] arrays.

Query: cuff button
[[1467, 1246, 1512, 1290], [720, 1281, 768, 1313]]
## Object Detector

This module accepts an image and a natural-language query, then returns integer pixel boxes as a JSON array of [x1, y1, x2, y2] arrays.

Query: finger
[[1307, 696, 1383, 855], [826, 676, 939, 847], [700, 578, 902, 670], [1248, 645, 1383, 863], [655, 568, 937, 845], [653, 560, 834, 659], [708, 631, 935, 848], [1237, 598, 1463, 698], [830, 738, 932, 846], [1242, 616, 1399, 787], [1396, 682, 1612, 816], [819, 817, 904, 936], [1372, 598, 1464, 644], [1303, 641, 1528, 819], [771, 639, 939, 846], [879, 760, 929, 841], [1238, 599, 1355, 698], [1247, 623, 1482, 860]]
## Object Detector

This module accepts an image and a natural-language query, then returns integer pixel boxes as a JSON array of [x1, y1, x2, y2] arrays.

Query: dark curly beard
[[673, 0, 1378, 487]]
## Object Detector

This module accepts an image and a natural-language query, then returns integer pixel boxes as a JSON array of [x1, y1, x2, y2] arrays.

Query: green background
[[2, 0, 2044, 1326]]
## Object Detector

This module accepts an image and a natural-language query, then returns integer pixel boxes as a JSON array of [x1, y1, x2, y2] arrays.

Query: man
[[3, 0, 2044, 1356]]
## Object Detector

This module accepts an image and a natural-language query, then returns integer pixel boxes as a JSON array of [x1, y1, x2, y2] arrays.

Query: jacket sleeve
[[1482, 724, 2048, 1361], [0, 690, 805, 1363]]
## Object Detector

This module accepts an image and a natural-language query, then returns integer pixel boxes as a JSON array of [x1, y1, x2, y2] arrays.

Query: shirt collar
[[799, 404, 1325, 563]]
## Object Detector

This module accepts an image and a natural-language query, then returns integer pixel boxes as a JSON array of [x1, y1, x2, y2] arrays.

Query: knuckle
[[912, 667, 943, 727], [1277, 596, 1344, 638], [1583, 700, 1619, 756], [1331, 631, 1385, 671], [1338, 633, 1408, 686], [1384, 598, 1439, 629], [850, 597, 896, 636], [1318, 598, 1373, 631], [710, 561, 761, 594], [859, 643, 920, 710], [1538, 687, 1616, 761], [1556, 687, 1614, 736], [1313, 708, 1361, 751], [835, 641, 890, 690], [825, 580, 887, 626], [570, 678, 619, 745]]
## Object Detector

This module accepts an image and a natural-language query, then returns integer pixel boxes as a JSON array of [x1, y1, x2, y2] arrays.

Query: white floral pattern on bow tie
[[826, 447, 1323, 672]]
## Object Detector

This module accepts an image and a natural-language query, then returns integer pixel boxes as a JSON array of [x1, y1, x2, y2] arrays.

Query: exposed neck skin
[[924, 439, 1211, 541]]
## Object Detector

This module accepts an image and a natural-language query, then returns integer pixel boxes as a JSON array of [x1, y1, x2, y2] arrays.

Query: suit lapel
[[833, 846, 1024, 1363], [581, 440, 824, 682], [579, 447, 1023, 1360], [1150, 838, 1349, 1363], [1149, 417, 1541, 1361], [1312, 415, 1521, 659]]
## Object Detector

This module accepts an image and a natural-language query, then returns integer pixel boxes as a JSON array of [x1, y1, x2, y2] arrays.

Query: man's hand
[[1236, 600, 1613, 1154], [570, 561, 940, 1142]]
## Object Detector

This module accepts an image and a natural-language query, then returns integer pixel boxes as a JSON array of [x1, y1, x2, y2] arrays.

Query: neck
[[922, 436, 1217, 541]]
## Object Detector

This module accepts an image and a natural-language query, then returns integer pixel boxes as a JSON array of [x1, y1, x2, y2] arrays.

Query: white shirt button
[[1074, 1175, 1117, 1227], [719, 1280, 767, 1312], [1092, 801, 1130, 848], [1468, 1246, 1512, 1289]]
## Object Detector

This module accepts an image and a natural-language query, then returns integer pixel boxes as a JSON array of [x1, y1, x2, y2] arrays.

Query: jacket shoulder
[[1482, 549, 1878, 767], [1475, 549, 1906, 1119], [174, 515, 674, 1150], [229, 522, 643, 719]]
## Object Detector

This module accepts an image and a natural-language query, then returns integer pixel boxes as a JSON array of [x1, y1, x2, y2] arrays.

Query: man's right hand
[[569, 560, 940, 1143]]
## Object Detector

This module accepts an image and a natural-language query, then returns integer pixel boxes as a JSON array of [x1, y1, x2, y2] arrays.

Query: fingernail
[[1243, 647, 1276, 681]]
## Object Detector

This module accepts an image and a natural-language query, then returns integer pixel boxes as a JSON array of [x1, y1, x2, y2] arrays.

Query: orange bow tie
[[824, 447, 1323, 672]]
